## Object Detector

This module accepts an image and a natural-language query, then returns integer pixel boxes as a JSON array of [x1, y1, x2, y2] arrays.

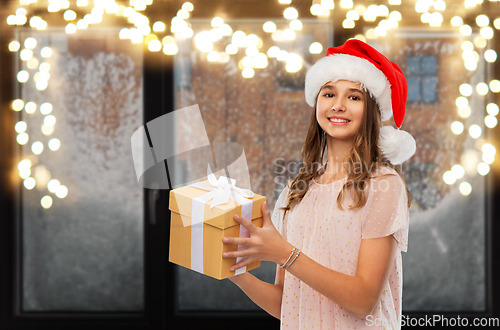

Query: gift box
[[168, 177, 266, 280]]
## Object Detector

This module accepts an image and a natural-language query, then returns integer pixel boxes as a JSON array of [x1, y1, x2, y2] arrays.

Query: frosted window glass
[[18, 29, 144, 311]]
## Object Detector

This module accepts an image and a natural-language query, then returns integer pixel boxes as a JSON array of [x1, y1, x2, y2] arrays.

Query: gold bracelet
[[279, 247, 296, 269], [283, 249, 300, 270]]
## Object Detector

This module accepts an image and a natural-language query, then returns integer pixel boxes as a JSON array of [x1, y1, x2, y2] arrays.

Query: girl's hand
[[222, 201, 293, 272]]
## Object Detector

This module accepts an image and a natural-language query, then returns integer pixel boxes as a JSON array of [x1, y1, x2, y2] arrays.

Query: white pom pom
[[378, 125, 416, 165]]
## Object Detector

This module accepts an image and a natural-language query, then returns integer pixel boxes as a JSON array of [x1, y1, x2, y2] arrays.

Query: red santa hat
[[305, 39, 416, 165]]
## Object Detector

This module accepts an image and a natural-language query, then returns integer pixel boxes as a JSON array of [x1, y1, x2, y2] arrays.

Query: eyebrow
[[321, 85, 364, 94]]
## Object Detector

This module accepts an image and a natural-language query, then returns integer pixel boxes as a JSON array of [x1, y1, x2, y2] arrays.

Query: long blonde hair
[[279, 89, 411, 220]]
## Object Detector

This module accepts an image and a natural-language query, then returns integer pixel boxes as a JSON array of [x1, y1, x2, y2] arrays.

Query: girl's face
[[316, 80, 365, 143]]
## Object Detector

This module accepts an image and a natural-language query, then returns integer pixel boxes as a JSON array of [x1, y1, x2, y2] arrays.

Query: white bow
[[188, 164, 254, 209]]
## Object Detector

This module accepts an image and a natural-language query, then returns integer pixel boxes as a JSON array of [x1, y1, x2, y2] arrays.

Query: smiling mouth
[[328, 118, 350, 123]]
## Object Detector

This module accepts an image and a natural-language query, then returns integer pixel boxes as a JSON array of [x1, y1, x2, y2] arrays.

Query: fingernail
[[222, 237, 228, 242], [234, 214, 239, 220]]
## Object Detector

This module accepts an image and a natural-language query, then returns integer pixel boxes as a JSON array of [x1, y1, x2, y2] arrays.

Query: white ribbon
[[189, 164, 255, 276]]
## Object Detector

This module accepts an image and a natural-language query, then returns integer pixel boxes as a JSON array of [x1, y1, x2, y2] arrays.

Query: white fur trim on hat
[[305, 53, 393, 121], [378, 125, 416, 165]]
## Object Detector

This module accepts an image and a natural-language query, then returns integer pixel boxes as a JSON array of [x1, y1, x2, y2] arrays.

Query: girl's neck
[[323, 136, 354, 178]]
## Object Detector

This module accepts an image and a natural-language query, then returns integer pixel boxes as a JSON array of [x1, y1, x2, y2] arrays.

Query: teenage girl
[[222, 39, 416, 329]]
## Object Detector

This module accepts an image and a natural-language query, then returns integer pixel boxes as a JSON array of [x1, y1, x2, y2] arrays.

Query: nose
[[332, 99, 345, 112]]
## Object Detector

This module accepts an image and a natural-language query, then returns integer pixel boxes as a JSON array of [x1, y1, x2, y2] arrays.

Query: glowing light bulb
[[24, 37, 37, 49], [40, 104, 52, 117], [218, 52, 230, 63], [476, 82, 489, 95], [477, 162, 490, 176], [290, 19, 302, 30], [460, 25, 472, 36], [283, 29, 296, 40], [443, 171, 456, 185], [20, 49, 33, 61], [148, 40, 161, 52], [485, 115, 498, 128], [47, 179, 60, 192], [15, 121, 27, 133], [242, 67, 254, 78], [451, 121, 464, 134], [41, 195, 53, 209], [458, 106, 472, 118], [153, 21, 166, 32], [44, 115, 56, 127], [480, 27, 494, 39], [476, 14, 489, 27], [12, 99, 24, 111], [489, 80, 500, 93], [182, 2, 194, 11], [41, 47, 52, 58], [25, 102, 37, 114], [24, 177, 36, 190], [343, 19, 355, 29], [17, 133, 29, 145], [283, 7, 298, 20], [309, 42, 323, 54], [486, 103, 499, 116], [18, 159, 31, 171], [267, 46, 280, 58], [456, 96, 469, 109], [64, 10, 77, 21], [469, 124, 482, 139], [459, 182, 472, 196], [9, 41, 20, 52], [48, 138, 61, 151], [459, 83, 473, 96], [211, 17, 223, 28], [32, 141, 44, 155], [451, 164, 465, 179], [451, 16, 463, 27], [55, 185, 68, 198], [485, 49, 497, 62], [65, 23, 77, 34]]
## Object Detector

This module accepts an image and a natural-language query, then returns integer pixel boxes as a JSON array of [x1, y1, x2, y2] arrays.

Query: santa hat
[[304, 39, 416, 165]]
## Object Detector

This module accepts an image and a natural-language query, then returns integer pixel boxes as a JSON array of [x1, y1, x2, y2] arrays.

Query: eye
[[324, 93, 334, 98], [350, 95, 362, 101]]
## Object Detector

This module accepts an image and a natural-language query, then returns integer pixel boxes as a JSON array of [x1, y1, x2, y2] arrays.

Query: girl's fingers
[[222, 249, 249, 259], [222, 236, 249, 245], [261, 201, 272, 226], [230, 257, 254, 271], [233, 214, 257, 233]]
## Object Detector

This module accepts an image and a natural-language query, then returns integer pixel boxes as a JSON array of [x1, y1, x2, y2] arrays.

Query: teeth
[[329, 118, 349, 123]]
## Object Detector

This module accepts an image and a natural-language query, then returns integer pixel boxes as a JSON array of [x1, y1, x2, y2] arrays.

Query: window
[[406, 55, 438, 103]]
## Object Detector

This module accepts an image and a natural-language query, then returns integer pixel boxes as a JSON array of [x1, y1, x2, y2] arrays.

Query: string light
[[486, 103, 499, 116], [41, 47, 52, 58], [283, 7, 298, 20], [41, 196, 53, 209], [459, 182, 472, 196], [490, 81, 500, 93], [48, 138, 61, 151], [309, 42, 323, 54], [451, 121, 464, 134], [24, 177, 36, 190], [7, 0, 498, 200], [469, 125, 482, 139]]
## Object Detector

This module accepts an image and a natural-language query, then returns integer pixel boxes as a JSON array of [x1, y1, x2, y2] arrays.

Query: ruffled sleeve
[[360, 170, 410, 252], [271, 181, 291, 240]]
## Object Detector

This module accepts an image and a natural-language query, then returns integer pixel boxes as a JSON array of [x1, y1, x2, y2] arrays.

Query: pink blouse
[[272, 166, 409, 330]]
